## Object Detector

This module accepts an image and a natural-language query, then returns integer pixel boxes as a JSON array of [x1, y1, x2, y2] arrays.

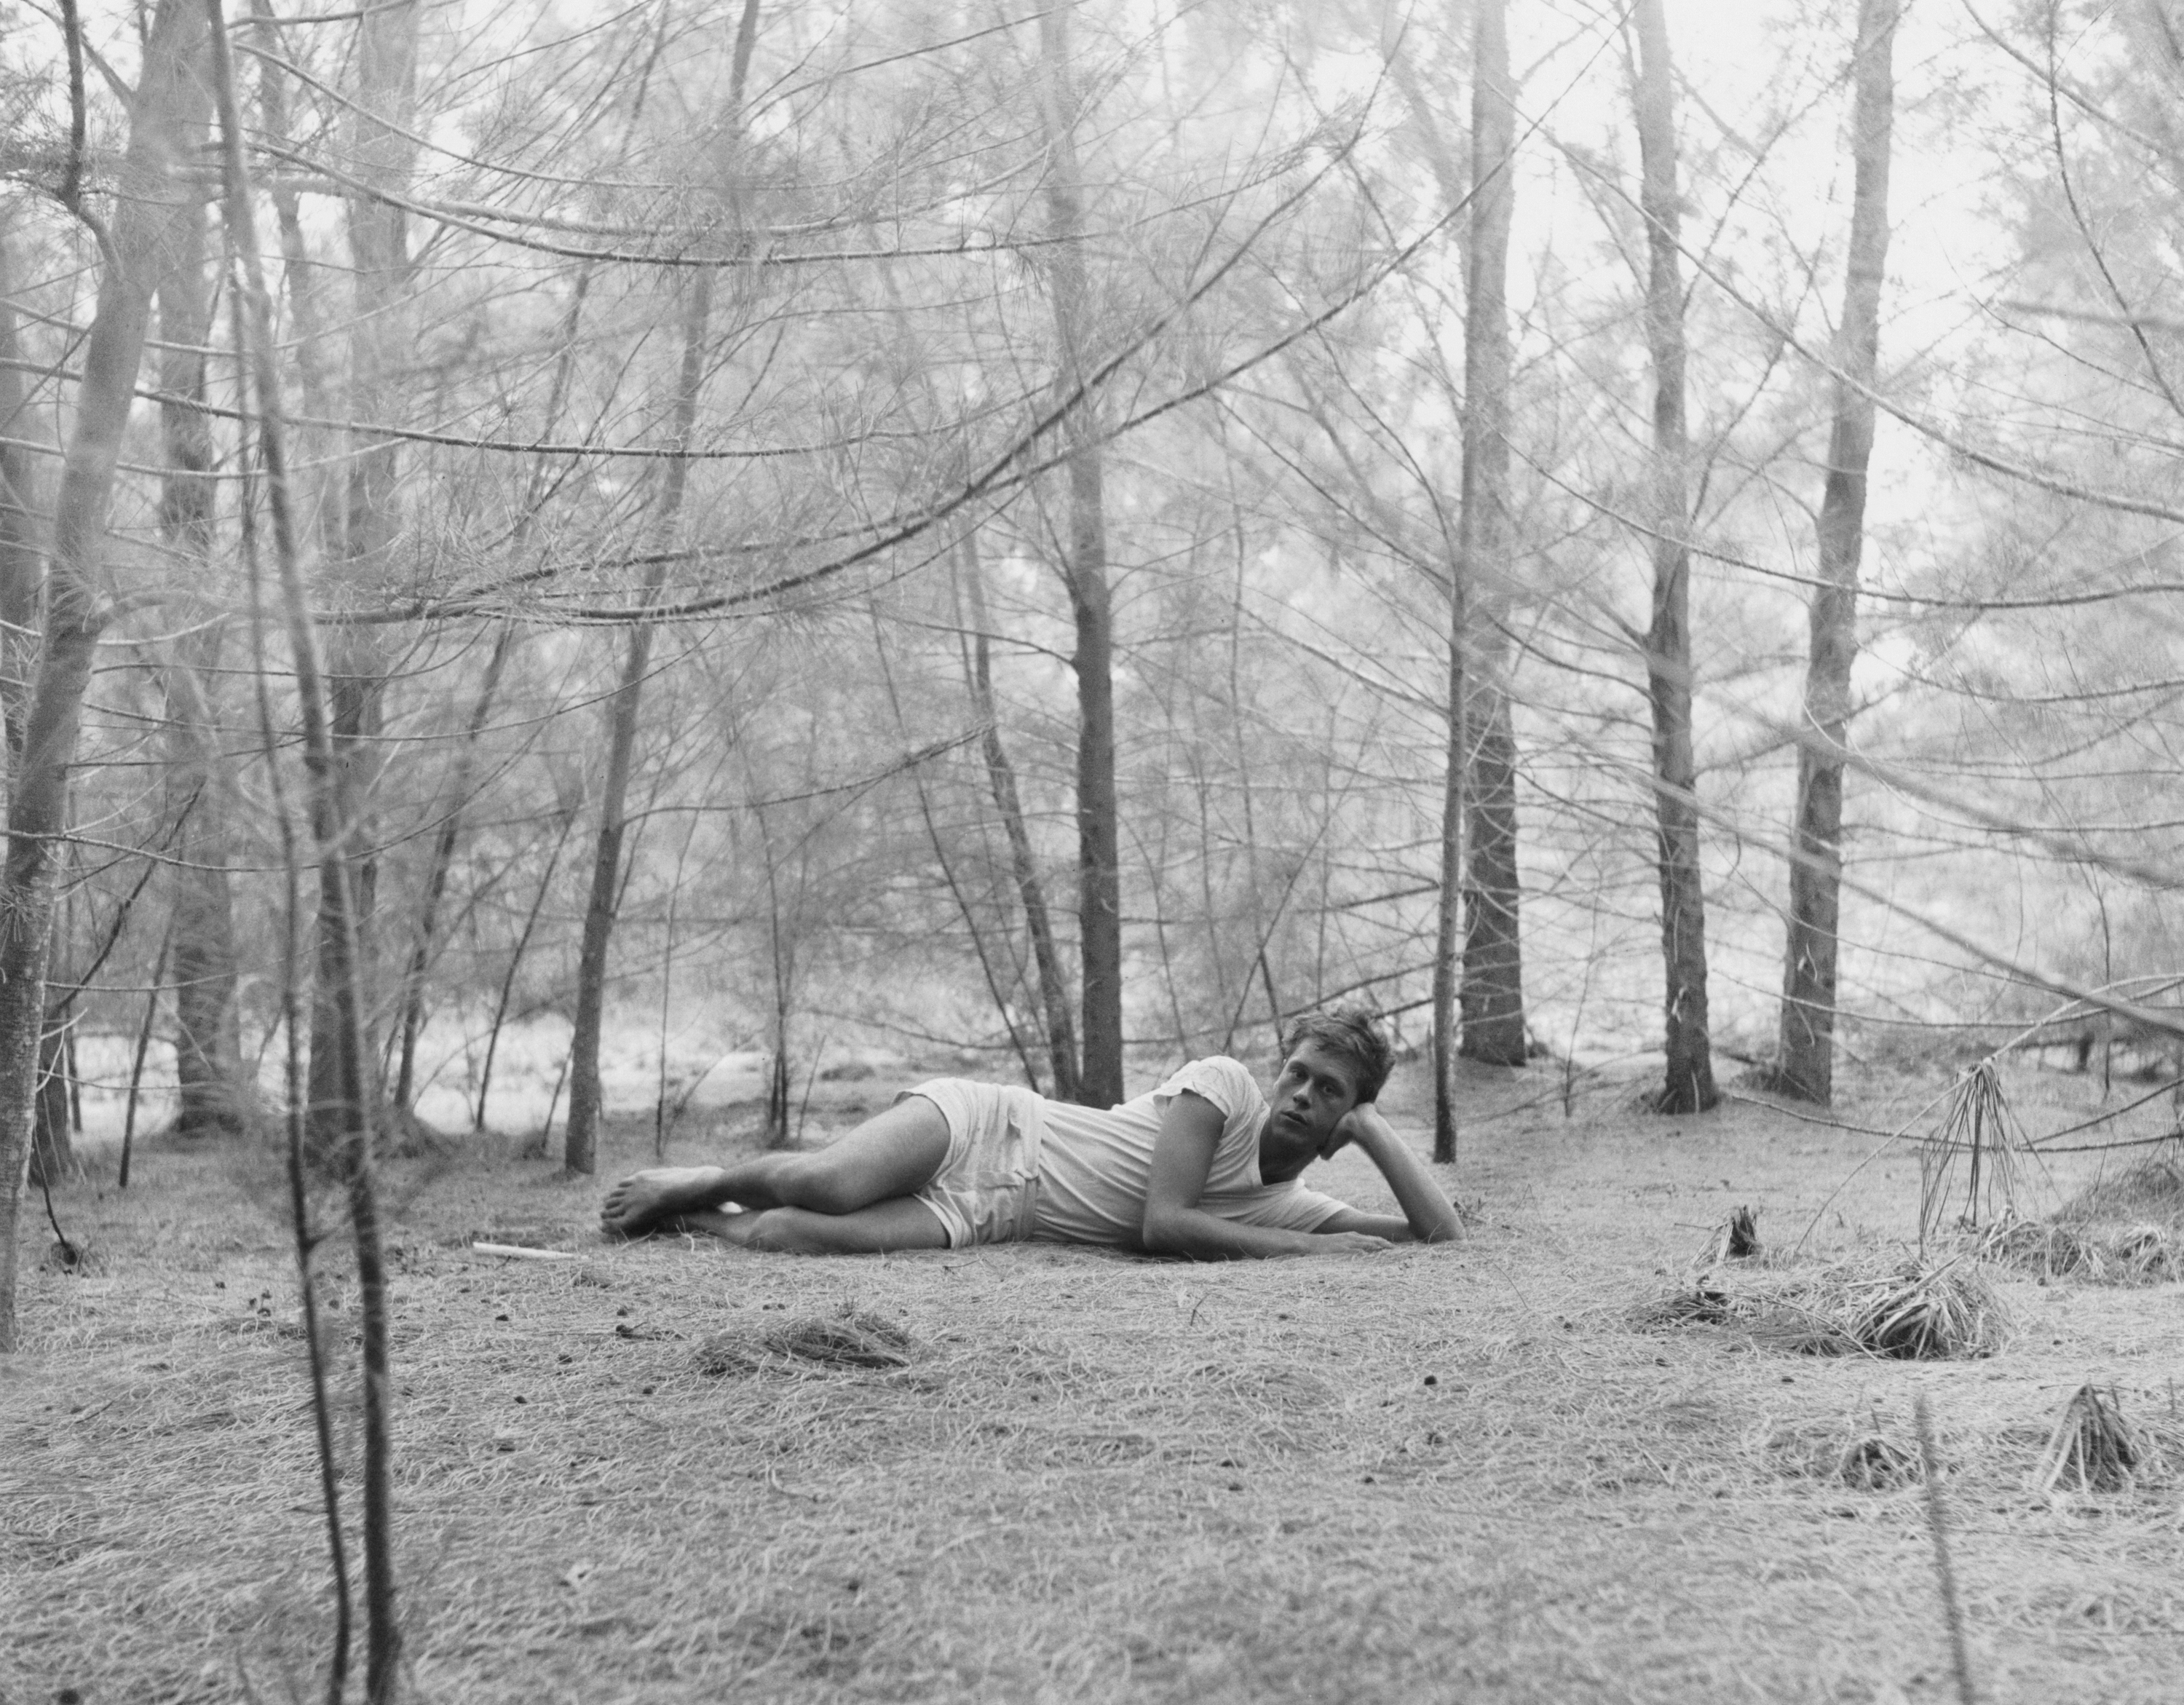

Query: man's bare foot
[[600, 1166, 727, 1238]]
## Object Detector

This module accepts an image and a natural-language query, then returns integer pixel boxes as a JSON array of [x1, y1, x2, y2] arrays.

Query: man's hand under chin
[[1321, 1106, 1465, 1246]]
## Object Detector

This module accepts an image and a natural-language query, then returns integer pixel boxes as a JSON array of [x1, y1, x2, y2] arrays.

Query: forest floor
[[3, 1051, 2181, 1705]]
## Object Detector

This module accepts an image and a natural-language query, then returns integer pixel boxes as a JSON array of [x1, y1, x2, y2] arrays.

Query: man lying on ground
[[598, 1008, 1461, 1257]]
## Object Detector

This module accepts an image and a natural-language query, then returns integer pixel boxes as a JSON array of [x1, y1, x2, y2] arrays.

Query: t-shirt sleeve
[[1212, 1184, 1352, 1233], [1151, 1056, 1261, 1123]]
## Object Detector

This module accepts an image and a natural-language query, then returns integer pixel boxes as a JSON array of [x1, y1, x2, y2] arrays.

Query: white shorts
[[901, 1078, 1046, 1248]]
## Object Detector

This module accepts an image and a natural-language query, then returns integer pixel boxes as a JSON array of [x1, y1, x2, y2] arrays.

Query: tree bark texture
[[959, 530, 1080, 1101], [1454, 0, 1527, 1072], [1039, 4, 1124, 1107], [1631, 0, 1718, 1115], [1458, 689, 1526, 1064], [157, 175, 245, 1137], [1776, 0, 1896, 1105], [0, 0, 207, 1348], [566, 0, 758, 1168]]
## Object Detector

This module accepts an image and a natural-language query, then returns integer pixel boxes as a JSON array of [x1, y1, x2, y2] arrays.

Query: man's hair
[[1280, 1006, 1393, 1104]]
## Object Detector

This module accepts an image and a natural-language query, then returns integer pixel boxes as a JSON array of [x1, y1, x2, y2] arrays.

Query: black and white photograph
[[1, 1, 2180, 1699]]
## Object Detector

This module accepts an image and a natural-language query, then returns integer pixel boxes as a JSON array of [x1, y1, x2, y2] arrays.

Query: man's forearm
[[1141, 1206, 1330, 1260], [1350, 1114, 1463, 1243]]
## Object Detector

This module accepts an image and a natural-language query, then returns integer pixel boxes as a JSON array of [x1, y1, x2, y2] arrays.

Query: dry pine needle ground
[[3, 1059, 2182, 1704]]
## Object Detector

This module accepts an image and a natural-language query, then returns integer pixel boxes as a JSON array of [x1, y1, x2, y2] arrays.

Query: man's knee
[[743, 1208, 831, 1254]]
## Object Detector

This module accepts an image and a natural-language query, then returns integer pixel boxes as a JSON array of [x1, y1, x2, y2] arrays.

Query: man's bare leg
[[668, 1195, 948, 1254], [600, 1096, 951, 1236]]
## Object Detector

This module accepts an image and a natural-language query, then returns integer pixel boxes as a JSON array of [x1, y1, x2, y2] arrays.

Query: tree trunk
[[1631, 0, 1718, 1115], [1431, 581, 1466, 1157], [0, 227, 41, 758], [563, 286, 702, 1171], [566, 0, 759, 1171], [958, 530, 1080, 1101], [394, 273, 589, 1113], [1774, 0, 1897, 1106], [308, 0, 420, 1155], [1458, 687, 1526, 1064], [250, 0, 335, 553], [4, 221, 72, 1192], [207, 4, 389, 1686], [1434, 0, 1517, 1152], [1, 0, 206, 1351], [157, 169, 244, 1138], [1037, 4, 1124, 1107], [392, 623, 515, 1110], [1452, 0, 1527, 1072], [32, 1013, 73, 1184]]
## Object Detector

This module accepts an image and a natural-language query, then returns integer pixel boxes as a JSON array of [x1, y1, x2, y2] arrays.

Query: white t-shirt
[[1031, 1056, 1350, 1248]]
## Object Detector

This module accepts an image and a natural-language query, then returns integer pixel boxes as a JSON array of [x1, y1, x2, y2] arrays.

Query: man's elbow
[[1140, 1203, 1195, 1256]]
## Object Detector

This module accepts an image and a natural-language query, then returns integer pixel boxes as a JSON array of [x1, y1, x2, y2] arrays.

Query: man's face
[[1258, 1040, 1363, 1183]]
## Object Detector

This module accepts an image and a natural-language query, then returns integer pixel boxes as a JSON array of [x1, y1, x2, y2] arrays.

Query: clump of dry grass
[[1841, 1259, 2010, 1360], [1974, 1159, 2183, 1288], [693, 1307, 913, 1377], [1837, 1429, 1920, 1490], [2034, 1384, 2145, 1495], [1687, 1206, 1762, 1269], [2060, 1155, 2184, 1230], [2104, 1223, 2181, 1283], [1975, 1216, 2111, 1282], [1919, 1060, 2035, 1251], [1630, 1281, 1742, 1329], [1634, 1257, 2008, 1361]]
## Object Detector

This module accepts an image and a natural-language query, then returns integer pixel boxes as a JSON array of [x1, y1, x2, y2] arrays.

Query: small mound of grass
[[2034, 1384, 2145, 1495], [2105, 1223, 2181, 1283], [1976, 1212, 2180, 1287], [1633, 1257, 2008, 1360], [2060, 1156, 2184, 1230], [693, 1307, 913, 1377], [1840, 1259, 2009, 1360], [1837, 1431, 1920, 1490]]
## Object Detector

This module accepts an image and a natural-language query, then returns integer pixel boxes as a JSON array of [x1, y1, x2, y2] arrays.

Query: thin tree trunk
[[1433, 0, 1516, 1153], [1631, 0, 1718, 1115], [873, 606, 1044, 1092], [565, 272, 710, 1172], [207, 6, 389, 1692], [1459, 688, 1525, 1064], [0, 0, 208, 1353], [394, 269, 591, 1113], [250, 0, 334, 561], [0, 227, 41, 759], [119, 925, 171, 1188], [157, 167, 245, 1138], [392, 623, 515, 1109], [475, 804, 578, 1131], [1037, 4, 1124, 1107], [566, 0, 759, 1171], [9, 229, 69, 1191], [957, 529, 1080, 1099], [32, 1004, 73, 1184], [1455, 0, 1527, 1073], [1774, 0, 1897, 1106], [306, 0, 420, 1154]]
